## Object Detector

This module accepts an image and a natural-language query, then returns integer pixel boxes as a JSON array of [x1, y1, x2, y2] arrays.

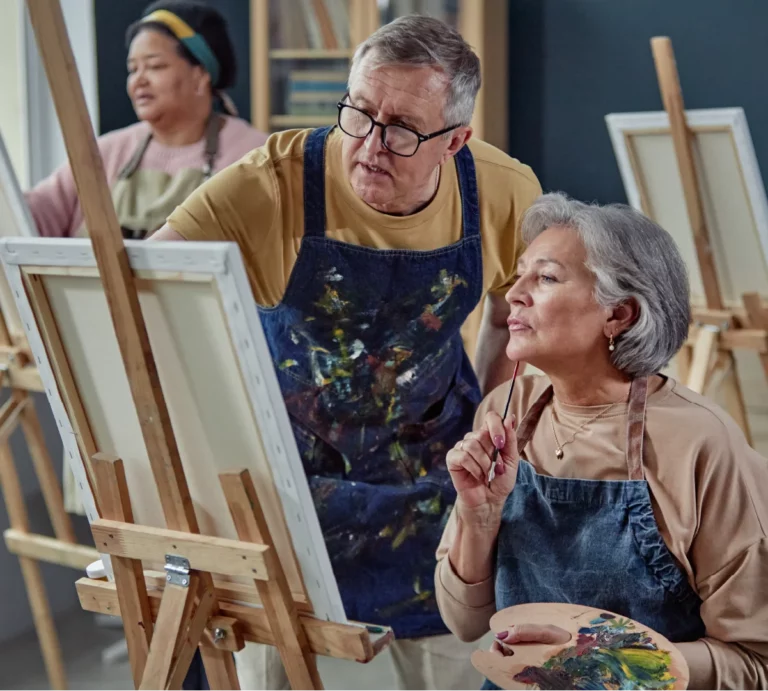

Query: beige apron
[[63, 116, 222, 513]]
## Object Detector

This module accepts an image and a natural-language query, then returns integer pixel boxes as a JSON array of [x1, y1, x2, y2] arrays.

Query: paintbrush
[[487, 361, 520, 488]]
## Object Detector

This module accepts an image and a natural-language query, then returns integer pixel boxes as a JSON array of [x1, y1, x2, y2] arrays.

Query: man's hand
[[148, 223, 185, 241]]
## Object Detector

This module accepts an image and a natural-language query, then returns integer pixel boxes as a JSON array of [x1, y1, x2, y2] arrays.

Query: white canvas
[[605, 107, 768, 308], [0, 237, 346, 624]]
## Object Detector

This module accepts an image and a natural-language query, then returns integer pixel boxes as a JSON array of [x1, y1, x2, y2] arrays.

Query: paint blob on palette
[[471, 603, 689, 690]]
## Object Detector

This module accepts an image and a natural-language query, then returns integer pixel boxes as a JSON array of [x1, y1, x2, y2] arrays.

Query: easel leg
[[200, 643, 240, 690], [220, 470, 323, 690], [91, 455, 153, 686], [687, 326, 718, 394], [718, 353, 753, 445], [675, 344, 692, 384], [20, 402, 77, 543], [0, 442, 67, 689], [743, 292, 768, 382], [140, 575, 200, 690], [19, 555, 68, 689]]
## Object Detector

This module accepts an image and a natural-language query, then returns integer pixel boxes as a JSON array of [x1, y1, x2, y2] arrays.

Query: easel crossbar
[[91, 519, 271, 580], [4, 529, 98, 569], [76, 577, 393, 663]]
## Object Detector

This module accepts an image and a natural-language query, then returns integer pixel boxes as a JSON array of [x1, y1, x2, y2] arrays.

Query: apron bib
[[259, 126, 483, 638], [487, 378, 705, 687], [74, 115, 221, 239]]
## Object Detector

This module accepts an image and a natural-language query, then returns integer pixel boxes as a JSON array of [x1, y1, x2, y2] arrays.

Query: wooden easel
[[0, 288, 99, 690], [651, 37, 768, 443], [22, 1, 392, 688]]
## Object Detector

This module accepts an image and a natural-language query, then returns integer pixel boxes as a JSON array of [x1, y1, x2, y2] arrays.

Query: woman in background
[[25, 0, 267, 239]]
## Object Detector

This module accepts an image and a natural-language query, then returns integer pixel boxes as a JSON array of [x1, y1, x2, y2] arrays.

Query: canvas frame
[[0, 236, 347, 625], [605, 107, 768, 308]]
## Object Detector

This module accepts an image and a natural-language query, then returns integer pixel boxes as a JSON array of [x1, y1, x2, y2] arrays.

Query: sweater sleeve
[[24, 159, 80, 237], [693, 538, 768, 688], [435, 509, 496, 642]]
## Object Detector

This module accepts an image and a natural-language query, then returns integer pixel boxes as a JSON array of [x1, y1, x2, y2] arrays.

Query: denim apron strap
[[625, 376, 649, 481], [516, 385, 554, 456], [303, 126, 334, 238], [454, 145, 480, 239], [516, 377, 650, 480]]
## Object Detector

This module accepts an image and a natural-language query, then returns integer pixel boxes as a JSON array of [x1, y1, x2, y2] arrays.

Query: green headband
[[142, 9, 220, 86]]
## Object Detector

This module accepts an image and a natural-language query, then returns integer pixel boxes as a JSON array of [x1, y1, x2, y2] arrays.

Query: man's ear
[[605, 298, 639, 338], [440, 126, 473, 164]]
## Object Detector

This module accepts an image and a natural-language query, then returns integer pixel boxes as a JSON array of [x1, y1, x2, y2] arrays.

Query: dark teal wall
[[508, 0, 768, 203], [95, 0, 252, 134]]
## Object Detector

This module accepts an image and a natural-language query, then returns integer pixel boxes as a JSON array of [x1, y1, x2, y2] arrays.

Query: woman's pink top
[[25, 115, 268, 237]]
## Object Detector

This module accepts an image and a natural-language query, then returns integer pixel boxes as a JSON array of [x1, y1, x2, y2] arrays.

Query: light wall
[[0, 1, 27, 185]]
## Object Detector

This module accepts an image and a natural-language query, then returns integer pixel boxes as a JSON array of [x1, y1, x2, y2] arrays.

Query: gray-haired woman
[[436, 192, 768, 689]]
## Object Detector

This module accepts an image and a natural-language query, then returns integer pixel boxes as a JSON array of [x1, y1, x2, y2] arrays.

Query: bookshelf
[[249, 0, 509, 152]]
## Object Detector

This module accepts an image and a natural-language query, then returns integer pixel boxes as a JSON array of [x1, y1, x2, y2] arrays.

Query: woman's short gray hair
[[521, 192, 691, 378], [349, 15, 481, 127]]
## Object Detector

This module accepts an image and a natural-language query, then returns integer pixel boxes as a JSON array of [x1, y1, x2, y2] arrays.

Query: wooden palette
[[472, 603, 689, 690]]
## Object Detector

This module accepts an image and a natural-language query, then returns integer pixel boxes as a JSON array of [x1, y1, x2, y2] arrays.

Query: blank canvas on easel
[[606, 107, 768, 309], [0, 237, 347, 624]]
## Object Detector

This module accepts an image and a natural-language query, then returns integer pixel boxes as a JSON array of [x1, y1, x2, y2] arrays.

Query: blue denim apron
[[258, 126, 483, 638], [483, 377, 704, 688]]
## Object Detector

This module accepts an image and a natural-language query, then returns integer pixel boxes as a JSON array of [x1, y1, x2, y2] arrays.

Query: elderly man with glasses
[[152, 14, 541, 689]]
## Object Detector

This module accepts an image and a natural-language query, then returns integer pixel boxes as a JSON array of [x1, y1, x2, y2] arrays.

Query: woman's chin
[[505, 344, 531, 363], [506, 334, 534, 363]]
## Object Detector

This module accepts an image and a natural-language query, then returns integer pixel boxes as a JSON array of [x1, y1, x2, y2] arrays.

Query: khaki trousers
[[233, 633, 485, 690]]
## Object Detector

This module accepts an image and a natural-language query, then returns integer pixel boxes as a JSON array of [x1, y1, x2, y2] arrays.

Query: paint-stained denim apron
[[483, 377, 705, 689], [258, 126, 483, 638]]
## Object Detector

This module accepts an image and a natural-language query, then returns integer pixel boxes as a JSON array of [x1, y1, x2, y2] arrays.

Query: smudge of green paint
[[315, 285, 349, 315], [392, 523, 416, 550], [279, 359, 298, 370], [513, 615, 678, 690], [416, 495, 441, 515]]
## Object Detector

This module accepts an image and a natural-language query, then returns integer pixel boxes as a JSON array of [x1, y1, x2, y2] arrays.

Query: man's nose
[[364, 125, 387, 155]]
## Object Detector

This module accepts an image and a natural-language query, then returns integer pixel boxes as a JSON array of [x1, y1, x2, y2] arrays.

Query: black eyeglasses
[[336, 101, 459, 157]]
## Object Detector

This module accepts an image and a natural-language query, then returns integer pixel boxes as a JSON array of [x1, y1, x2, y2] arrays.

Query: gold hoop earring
[[608, 334, 615, 352]]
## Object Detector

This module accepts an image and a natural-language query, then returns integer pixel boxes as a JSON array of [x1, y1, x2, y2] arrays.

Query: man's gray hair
[[349, 15, 481, 127], [521, 193, 691, 378]]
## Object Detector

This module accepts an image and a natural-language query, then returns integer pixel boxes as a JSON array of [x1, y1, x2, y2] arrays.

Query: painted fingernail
[[510, 416, 516, 429], [496, 460, 505, 475], [493, 435, 504, 449], [495, 630, 509, 640]]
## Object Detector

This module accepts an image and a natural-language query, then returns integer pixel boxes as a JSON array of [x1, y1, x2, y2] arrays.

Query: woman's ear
[[604, 298, 639, 339], [195, 67, 211, 96]]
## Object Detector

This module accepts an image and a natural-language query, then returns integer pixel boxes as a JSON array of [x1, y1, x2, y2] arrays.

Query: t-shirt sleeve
[[166, 149, 286, 305], [688, 417, 768, 688], [490, 169, 542, 295], [167, 149, 278, 245]]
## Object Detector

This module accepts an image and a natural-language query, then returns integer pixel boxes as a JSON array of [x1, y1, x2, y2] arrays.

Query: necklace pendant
[[555, 447, 564, 460]]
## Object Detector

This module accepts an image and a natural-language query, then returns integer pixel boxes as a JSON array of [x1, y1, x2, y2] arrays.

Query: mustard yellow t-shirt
[[168, 128, 542, 360]]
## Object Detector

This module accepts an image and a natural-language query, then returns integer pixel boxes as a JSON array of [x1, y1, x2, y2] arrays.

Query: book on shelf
[[274, 0, 350, 50], [281, 66, 347, 120]]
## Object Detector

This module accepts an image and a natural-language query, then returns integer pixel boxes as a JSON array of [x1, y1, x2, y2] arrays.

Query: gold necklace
[[549, 401, 617, 460]]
